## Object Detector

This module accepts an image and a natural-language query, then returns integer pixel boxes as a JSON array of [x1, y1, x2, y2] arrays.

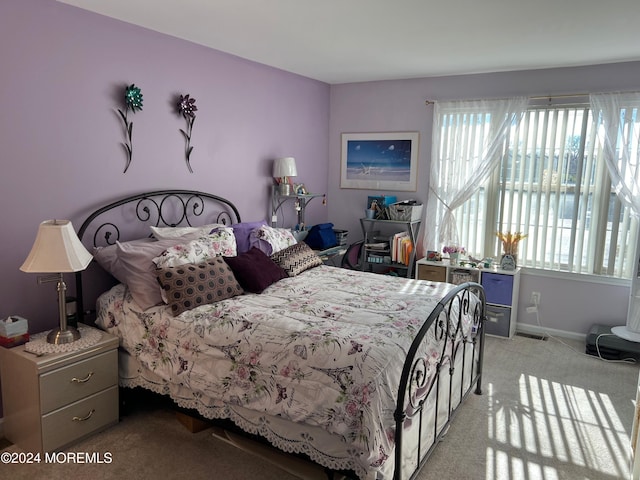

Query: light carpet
[[1, 334, 638, 480]]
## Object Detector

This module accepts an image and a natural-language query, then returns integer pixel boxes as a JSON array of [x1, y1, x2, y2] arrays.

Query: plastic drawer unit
[[481, 272, 514, 306], [485, 305, 512, 337], [415, 260, 520, 338], [481, 270, 520, 338]]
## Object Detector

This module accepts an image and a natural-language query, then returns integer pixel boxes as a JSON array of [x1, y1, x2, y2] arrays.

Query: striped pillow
[[271, 242, 323, 277]]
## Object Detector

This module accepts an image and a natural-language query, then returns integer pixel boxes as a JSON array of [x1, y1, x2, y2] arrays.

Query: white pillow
[[152, 227, 237, 269], [150, 223, 225, 240]]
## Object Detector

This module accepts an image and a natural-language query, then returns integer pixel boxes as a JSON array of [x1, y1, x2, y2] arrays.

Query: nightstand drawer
[[42, 385, 118, 452], [40, 350, 117, 414], [417, 264, 446, 282], [481, 272, 514, 306], [485, 305, 512, 337]]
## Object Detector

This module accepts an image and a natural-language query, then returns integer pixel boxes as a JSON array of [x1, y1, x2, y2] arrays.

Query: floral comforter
[[96, 265, 470, 471]]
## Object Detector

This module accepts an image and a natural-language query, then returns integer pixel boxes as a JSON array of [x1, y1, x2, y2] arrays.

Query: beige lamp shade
[[273, 157, 298, 178], [20, 220, 93, 273]]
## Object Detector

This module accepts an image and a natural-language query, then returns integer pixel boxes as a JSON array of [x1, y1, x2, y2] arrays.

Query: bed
[[75, 190, 486, 480]]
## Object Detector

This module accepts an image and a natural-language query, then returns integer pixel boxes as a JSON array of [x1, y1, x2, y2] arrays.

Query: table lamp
[[20, 220, 93, 344], [273, 157, 297, 195]]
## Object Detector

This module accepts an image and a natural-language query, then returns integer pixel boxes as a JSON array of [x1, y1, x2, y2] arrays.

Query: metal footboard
[[393, 282, 486, 480]]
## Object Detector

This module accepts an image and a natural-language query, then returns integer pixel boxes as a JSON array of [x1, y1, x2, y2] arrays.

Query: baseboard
[[516, 323, 586, 342]]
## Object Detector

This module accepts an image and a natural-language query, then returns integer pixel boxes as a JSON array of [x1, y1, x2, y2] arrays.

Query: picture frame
[[340, 132, 419, 191]]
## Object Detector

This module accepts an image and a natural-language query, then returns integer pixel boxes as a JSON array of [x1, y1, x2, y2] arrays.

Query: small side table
[[0, 324, 118, 453]]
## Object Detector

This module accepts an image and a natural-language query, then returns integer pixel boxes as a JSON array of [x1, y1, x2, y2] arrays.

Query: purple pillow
[[231, 221, 268, 255], [224, 247, 287, 293]]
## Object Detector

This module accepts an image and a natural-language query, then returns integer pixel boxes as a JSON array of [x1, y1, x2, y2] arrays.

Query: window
[[449, 102, 639, 279]]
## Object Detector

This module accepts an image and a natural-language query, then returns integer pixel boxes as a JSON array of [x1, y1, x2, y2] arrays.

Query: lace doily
[[25, 325, 102, 355]]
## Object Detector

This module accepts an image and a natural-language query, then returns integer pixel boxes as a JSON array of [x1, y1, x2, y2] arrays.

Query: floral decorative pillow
[[232, 221, 268, 254], [153, 227, 237, 269], [249, 225, 297, 256]]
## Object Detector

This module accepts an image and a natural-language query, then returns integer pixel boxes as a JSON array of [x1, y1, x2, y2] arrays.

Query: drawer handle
[[71, 371, 94, 383], [72, 409, 95, 422]]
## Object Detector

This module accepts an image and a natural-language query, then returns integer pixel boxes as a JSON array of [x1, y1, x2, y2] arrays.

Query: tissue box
[[0, 316, 28, 337], [0, 333, 29, 348]]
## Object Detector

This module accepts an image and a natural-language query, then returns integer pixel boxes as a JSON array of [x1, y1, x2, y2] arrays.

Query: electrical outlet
[[531, 292, 541, 305], [526, 305, 538, 314]]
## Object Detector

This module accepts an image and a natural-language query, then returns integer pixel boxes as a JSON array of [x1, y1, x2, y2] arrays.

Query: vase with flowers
[[443, 245, 466, 266], [496, 231, 527, 266]]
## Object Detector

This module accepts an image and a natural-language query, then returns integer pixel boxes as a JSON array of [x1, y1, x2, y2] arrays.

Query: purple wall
[[0, 0, 330, 335], [329, 63, 640, 336], [1, 0, 636, 422]]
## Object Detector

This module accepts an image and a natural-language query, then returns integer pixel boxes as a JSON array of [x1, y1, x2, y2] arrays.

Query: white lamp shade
[[273, 157, 297, 178], [20, 220, 93, 273]]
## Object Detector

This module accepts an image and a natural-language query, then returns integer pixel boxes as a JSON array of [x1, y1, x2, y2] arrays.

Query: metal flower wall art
[[177, 94, 197, 173], [117, 84, 143, 173]]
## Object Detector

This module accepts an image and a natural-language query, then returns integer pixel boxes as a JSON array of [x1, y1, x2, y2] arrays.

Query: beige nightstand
[[0, 325, 118, 453]]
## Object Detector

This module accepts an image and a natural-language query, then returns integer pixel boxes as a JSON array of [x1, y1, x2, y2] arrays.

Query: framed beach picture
[[340, 132, 419, 191]]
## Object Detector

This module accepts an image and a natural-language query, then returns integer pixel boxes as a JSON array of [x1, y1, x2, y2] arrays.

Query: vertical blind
[[448, 104, 638, 278]]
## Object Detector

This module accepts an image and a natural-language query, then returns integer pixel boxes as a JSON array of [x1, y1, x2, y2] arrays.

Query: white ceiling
[[58, 0, 640, 84]]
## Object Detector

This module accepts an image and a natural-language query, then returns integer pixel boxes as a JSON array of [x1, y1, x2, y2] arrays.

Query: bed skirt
[[118, 343, 478, 480]]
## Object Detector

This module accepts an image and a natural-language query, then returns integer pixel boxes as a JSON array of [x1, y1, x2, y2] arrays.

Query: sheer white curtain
[[591, 93, 640, 212], [422, 97, 528, 255], [590, 92, 640, 338]]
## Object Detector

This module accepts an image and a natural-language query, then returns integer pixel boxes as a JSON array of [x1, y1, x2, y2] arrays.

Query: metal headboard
[[75, 189, 242, 323]]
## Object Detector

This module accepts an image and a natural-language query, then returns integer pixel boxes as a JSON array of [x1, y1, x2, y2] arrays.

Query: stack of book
[[391, 232, 413, 266]]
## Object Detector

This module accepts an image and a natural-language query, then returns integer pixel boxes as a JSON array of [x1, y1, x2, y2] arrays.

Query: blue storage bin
[[481, 272, 514, 306]]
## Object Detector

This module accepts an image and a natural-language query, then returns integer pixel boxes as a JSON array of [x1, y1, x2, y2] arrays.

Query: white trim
[[520, 267, 630, 287], [516, 322, 586, 342]]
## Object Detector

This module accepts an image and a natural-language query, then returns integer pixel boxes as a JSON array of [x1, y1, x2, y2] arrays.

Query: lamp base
[[46, 326, 81, 344], [611, 325, 640, 343], [277, 183, 291, 196]]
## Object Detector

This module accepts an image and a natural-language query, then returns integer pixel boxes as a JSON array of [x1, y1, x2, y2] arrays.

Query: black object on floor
[[585, 324, 640, 361]]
